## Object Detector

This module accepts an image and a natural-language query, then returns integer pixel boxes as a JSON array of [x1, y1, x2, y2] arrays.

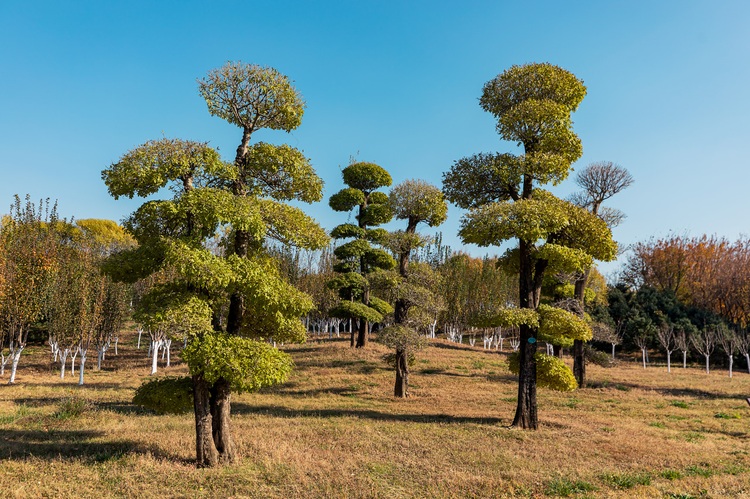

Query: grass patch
[[601, 472, 651, 489], [659, 469, 683, 480], [52, 395, 91, 420], [670, 400, 689, 409], [545, 477, 596, 496], [615, 384, 630, 391], [649, 421, 667, 429]]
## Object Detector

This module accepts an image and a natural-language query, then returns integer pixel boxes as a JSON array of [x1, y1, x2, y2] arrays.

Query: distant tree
[[716, 325, 738, 378], [569, 161, 633, 387], [656, 324, 675, 372], [328, 161, 395, 348], [673, 319, 696, 369], [691, 327, 717, 374], [443, 63, 616, 429]]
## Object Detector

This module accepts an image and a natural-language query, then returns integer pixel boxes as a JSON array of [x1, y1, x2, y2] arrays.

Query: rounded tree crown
[[342, 162, 392, 193], [198, 61, 305, 132], [389, 179, 448, 228]]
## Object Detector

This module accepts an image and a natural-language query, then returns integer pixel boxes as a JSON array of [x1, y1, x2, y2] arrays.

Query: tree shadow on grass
[[232, 403, 505, 426]]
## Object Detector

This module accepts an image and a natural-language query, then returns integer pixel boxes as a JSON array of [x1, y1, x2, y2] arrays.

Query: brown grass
[[1, 328, 749, 498]]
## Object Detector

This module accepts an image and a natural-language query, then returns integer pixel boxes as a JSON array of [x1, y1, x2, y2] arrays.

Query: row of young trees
[[0, 198, 131, 384]]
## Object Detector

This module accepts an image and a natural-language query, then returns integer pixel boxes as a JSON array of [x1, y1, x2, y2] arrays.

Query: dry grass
[[1, 328, 749, 498]]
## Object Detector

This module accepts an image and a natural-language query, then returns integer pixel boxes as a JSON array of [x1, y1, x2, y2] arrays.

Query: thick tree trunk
[[78, 351, 87, 386], [356, 289, 369, 348], [193, 375, 219, 467], [512, 323, 538, 429], [8, 347, 24, 384], [210, 377, 236, 463], [572, 272, 590, 388], [394, 349, 409, 398]]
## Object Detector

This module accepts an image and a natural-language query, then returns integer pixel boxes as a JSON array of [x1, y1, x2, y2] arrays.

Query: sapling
[[634, 333, 649, 369], [691, 327, 717, 374], [656, 325, 675, 372], [736, 328, 750, 375], [717, 326, 738, 378], [674, 329, 690, 368]]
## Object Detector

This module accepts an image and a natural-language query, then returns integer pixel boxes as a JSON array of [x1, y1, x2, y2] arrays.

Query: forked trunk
[[394, 349, 409, 398], [210, 377, 235, 463], [193, 375, 219, 467]]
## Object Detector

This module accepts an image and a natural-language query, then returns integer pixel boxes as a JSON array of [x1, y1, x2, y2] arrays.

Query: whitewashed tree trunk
[[60, 349, 69, 379], [705, 355, 710, 374], [78, 350, 87, 386], [641, 348, 647, 369], [0, 351, 10, 376], [164, 339, 171, 367], [683, 350, 687, 368], [745, 354, 750, 375], [728, 354, 733, 378], [151, 340, 161, 375], [611, 343, 616, 359], [114, 336, 118, 355], [71, 347, 79, 376], [666, 350, 672, 372], [137, 326, 143, 349], [8, 345, 24, 384]]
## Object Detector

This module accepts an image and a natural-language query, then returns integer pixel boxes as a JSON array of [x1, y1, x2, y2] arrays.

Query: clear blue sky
[[2, 1, 748, 279]]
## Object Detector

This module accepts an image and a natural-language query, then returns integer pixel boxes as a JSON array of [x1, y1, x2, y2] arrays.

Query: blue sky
[[1, 1, 748, 279]]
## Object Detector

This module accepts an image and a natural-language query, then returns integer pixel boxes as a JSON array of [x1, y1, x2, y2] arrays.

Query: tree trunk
[[511, 323, 538, 429], [573, 339, 585, 388], [151, 341, 160, 375], [78, 351, 87, 386], [8, 347, 24, 384], [356, 289, 370, 348], [641, 349, 646, 369], [667, 351, 671, 372], [705, 355, 710, 374], [611, 343, 616, 359], [394, 349, 408, 398], [728, 355, 733, 378], [210, 377, 236, 463], [683, 350, 687, 368], [60, 349, 68, 379], [745, 354, 750, 375], [193, 375, 219, 467]]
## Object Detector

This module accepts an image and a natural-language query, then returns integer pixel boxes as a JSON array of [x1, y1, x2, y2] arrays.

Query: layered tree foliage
[[327, 162, 395, 348], [378, 179, 447, 397], [442, 63, 616, 429], [102, 62, 327, 467]]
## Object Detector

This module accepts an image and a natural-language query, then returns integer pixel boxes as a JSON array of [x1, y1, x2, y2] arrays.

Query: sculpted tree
[[328, 162, 395, 348], [443, 63, 616, 429], [568, 161, 632, 387], [103, 63, 327, 467], [382, 179, 447, 397]]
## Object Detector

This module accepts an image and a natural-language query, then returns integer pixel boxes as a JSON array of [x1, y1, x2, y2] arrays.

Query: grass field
[[1, 328, 749, 498]]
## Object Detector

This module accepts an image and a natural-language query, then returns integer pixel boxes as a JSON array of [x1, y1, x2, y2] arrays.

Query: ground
[[1, 327, 749, 498]]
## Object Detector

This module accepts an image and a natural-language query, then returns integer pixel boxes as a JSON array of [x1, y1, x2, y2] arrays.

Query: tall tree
[[102, 63, 327, 467], [327, 162, 395, 348], [384, 179, 447, 397], [443, 63, 616, 429], [569, 161, 633, 387]]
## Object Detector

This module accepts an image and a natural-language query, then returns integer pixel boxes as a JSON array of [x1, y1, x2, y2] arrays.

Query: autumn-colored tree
[[443, 63, 616, 429], [327, 161, 395, 348], [0, 196, 62, 383]]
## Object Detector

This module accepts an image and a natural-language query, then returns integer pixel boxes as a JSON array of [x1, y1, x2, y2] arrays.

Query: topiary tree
[[442, 63, 617, 429], [328, 162, 396, 348], [102, 63, 327, 467], [383, 179, 447, 397]]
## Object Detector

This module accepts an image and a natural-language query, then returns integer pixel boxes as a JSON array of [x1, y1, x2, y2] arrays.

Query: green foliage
[[329, 188, 366, 212], [508, 352, 577, 391], [389, 179, 448, 228], [537, 303, 592, 341], [443, 153, 523, 209], [377, 325, 427, 352], [198, 62, 305, 132], [368, 296, 394, 316], [182, 332, 293, 394], [53, 395, 92, 420], [242, 142, 323, 203], [342, 162, 392, 192], [133, 376, 194, 414], [545, 477, 596, 497], [329, 301, 383, 323], [330, 223, 365, 240], [600, 472, 651, 489]]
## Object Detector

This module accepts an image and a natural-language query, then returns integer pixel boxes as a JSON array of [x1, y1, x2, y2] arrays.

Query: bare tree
[[736, 328, 750, 375], [569, 161, 633, 387], [656, 325, 676, 372], [634, 333, 649, 369], [691, 327, 717, 374], [674, 328, 690, 369], [592, 321, 624, 359], [716, 326, 738, 378]]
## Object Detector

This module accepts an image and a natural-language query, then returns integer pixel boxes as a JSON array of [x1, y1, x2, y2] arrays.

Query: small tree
[[716, 326, 738, 378], [691, 327, 717, 374], [736, 328, 750, 375], [328, 161, 395, 348], [674, 328, 690, 369], [656, 324, 675, 372]]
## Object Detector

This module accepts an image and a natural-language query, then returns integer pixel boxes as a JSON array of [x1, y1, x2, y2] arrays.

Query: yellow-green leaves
[[183, 332, 293, 394], [442, 153, 523, 209], [198, 62, 305, 133], [488, 308, 540, 328], [243, 142, 323, 203], [508, 352, 578, 392], [329, 188, 365, 212], [459, 197, 569, 246], [342, 162, 392, 193], [389, 179, 448, 229], [536, 303, 592, 342]]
